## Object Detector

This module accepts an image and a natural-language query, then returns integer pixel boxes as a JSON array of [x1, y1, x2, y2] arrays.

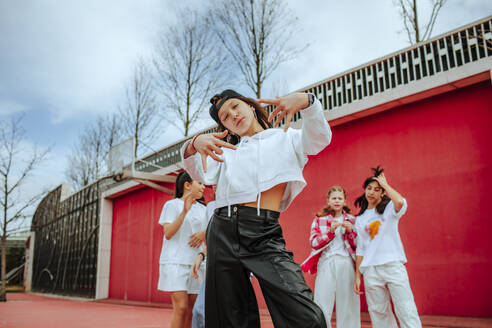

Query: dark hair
[[174, 171, 206, 205], [354, 165, 391, 215], [175, 171, 192, 198], [317, 185, 351, 217], [212, 96, 272, 145]]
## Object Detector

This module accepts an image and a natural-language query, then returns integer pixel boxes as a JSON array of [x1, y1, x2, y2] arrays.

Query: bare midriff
[[241, 182, 288, 212]]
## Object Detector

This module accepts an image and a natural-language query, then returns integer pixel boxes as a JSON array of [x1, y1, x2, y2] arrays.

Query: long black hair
[[175, 171, 192, 198], [354, 165, 391, 215]]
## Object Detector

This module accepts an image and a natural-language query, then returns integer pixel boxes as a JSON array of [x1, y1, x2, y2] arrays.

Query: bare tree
[[120, 59, 159, 156], [0, 115, 50, 302], [395, 0, 447, 44], [65, 113, 122, 189], [154, 9, 229, 137], [208, 0, 306, 98]]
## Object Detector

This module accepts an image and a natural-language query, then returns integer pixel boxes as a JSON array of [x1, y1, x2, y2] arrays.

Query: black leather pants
[[205, 205, 327, 328]]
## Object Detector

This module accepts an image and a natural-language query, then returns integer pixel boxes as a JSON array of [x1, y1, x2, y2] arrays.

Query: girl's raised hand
[[373, 173, 389, 189], [193, 131, 237, 172], [258, 93, 310, 132], [183, 193, 194, 213]]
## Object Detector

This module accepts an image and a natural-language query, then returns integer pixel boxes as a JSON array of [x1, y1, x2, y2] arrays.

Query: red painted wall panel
[[109, 184, 174, 304], [109, 81, 492, 317], [279, 81, 492, 317]]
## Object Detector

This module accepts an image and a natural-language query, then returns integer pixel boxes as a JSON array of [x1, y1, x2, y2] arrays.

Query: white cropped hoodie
[[180, 97, 332, 215]]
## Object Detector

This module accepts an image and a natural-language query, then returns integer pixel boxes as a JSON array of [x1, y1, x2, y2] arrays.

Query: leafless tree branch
[[0, 114, 50, 301], [153, 8, 230, 137], [207, 0, 307, 98]]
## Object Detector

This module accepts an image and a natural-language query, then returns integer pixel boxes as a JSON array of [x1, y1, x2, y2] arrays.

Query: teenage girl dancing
[[181, 90, 332, 327]]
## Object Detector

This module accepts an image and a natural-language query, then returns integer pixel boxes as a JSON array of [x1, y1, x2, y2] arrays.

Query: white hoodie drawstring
[[256, 133, 261, 216]]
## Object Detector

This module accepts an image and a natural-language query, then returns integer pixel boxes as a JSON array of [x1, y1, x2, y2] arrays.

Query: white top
[[158, 198, 207, 265], [181, 98, 332, 213], [354, 199, 408, 268], [319, 214, 353, 264], [206, 200, 217, 222]]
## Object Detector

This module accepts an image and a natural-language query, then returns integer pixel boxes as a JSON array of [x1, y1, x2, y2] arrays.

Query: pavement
[[1, 293, 491, 328]]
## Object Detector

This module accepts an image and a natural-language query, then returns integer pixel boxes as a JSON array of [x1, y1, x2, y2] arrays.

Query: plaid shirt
[[301, 212, 357, 274]]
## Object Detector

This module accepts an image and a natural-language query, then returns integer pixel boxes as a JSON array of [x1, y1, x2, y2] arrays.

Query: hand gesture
[[193, 131, 237, 172], [183, 193, 194, 213], [342, 221, 352, 233], [373, 172, 389, 189], [258, 93, 310, 131], [188, 230, 206, 248], [191, 254, 203, 279], [330, 221, 342, 233], [354, 274, 363, 295]]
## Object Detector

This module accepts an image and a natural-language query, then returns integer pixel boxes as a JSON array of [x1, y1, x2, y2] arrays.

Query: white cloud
[[0, 0, 170, 123], [0, 100, 26, 116]]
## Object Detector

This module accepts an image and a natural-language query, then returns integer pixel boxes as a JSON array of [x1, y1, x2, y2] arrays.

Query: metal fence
[[31, 182, 103, 297]]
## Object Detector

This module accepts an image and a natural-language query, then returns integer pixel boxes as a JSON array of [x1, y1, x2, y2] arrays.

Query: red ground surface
[[1, 293, 491, 328]]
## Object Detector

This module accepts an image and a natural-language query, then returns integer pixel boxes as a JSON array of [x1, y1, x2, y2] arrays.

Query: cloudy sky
[[1, 0, 491, 221]]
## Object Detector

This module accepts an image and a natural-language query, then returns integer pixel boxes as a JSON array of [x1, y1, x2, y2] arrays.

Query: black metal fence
[[30, 182, 102, 297]]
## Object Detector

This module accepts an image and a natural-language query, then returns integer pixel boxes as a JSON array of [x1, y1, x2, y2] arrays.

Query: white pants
[[361, 261, 421, 328], [314, 255, 360, 328]]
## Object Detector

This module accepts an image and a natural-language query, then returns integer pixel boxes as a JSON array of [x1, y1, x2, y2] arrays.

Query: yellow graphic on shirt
[[365, 220, 382, 240]]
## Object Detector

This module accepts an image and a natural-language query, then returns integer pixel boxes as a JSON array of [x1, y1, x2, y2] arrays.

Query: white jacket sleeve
[[180, 141, 221, 185], [291, 97, 332, 163]]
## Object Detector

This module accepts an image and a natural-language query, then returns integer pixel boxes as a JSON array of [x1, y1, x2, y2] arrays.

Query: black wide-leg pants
[[205, 205, 327, 328]]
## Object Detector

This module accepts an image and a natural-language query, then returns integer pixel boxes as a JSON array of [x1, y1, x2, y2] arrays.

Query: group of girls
[[156, 88, 421, 328], [302, 166, 421, 328]]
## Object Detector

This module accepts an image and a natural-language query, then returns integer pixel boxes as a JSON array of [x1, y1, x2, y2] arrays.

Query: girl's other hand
[[193, 131, 237, 172], [354, 274, 363, 295], [330, 221, 341, 233], [258, 93, 310, 132], [188, 233, 203, 248], [191, 255, 203, 279], [342, 221, 353, 233]]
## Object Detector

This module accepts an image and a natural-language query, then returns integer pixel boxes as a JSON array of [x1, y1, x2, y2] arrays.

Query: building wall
[[108, 185, 174, 304], [108, 81, 492, 317]]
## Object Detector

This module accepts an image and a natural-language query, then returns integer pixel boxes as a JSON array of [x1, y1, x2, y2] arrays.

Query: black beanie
[[209, 89, 243, 124]]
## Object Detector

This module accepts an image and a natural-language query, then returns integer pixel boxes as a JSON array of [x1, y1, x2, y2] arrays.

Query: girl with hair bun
[[301, 186, 360, 328], [181, 89, 331, 327], [353, 166, 421, 328], [158, 171, 207, 328]]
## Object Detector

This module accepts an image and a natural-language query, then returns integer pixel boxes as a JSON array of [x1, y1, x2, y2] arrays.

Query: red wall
[[109, 184, 174, 304], [109, 81, 492, 317]]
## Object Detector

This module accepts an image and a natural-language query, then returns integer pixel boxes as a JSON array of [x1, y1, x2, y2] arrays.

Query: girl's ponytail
[[354, 194, 369, 216], [175, 171, 192, 198]]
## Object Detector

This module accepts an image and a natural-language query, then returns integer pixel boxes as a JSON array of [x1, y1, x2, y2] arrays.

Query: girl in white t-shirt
[[353, 166, 421, 328], [158, 171, 207, 328], [302, 186, 360, 328]]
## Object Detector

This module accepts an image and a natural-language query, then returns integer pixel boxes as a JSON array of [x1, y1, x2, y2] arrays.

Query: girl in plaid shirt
[[302, 186, 360, 328]]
